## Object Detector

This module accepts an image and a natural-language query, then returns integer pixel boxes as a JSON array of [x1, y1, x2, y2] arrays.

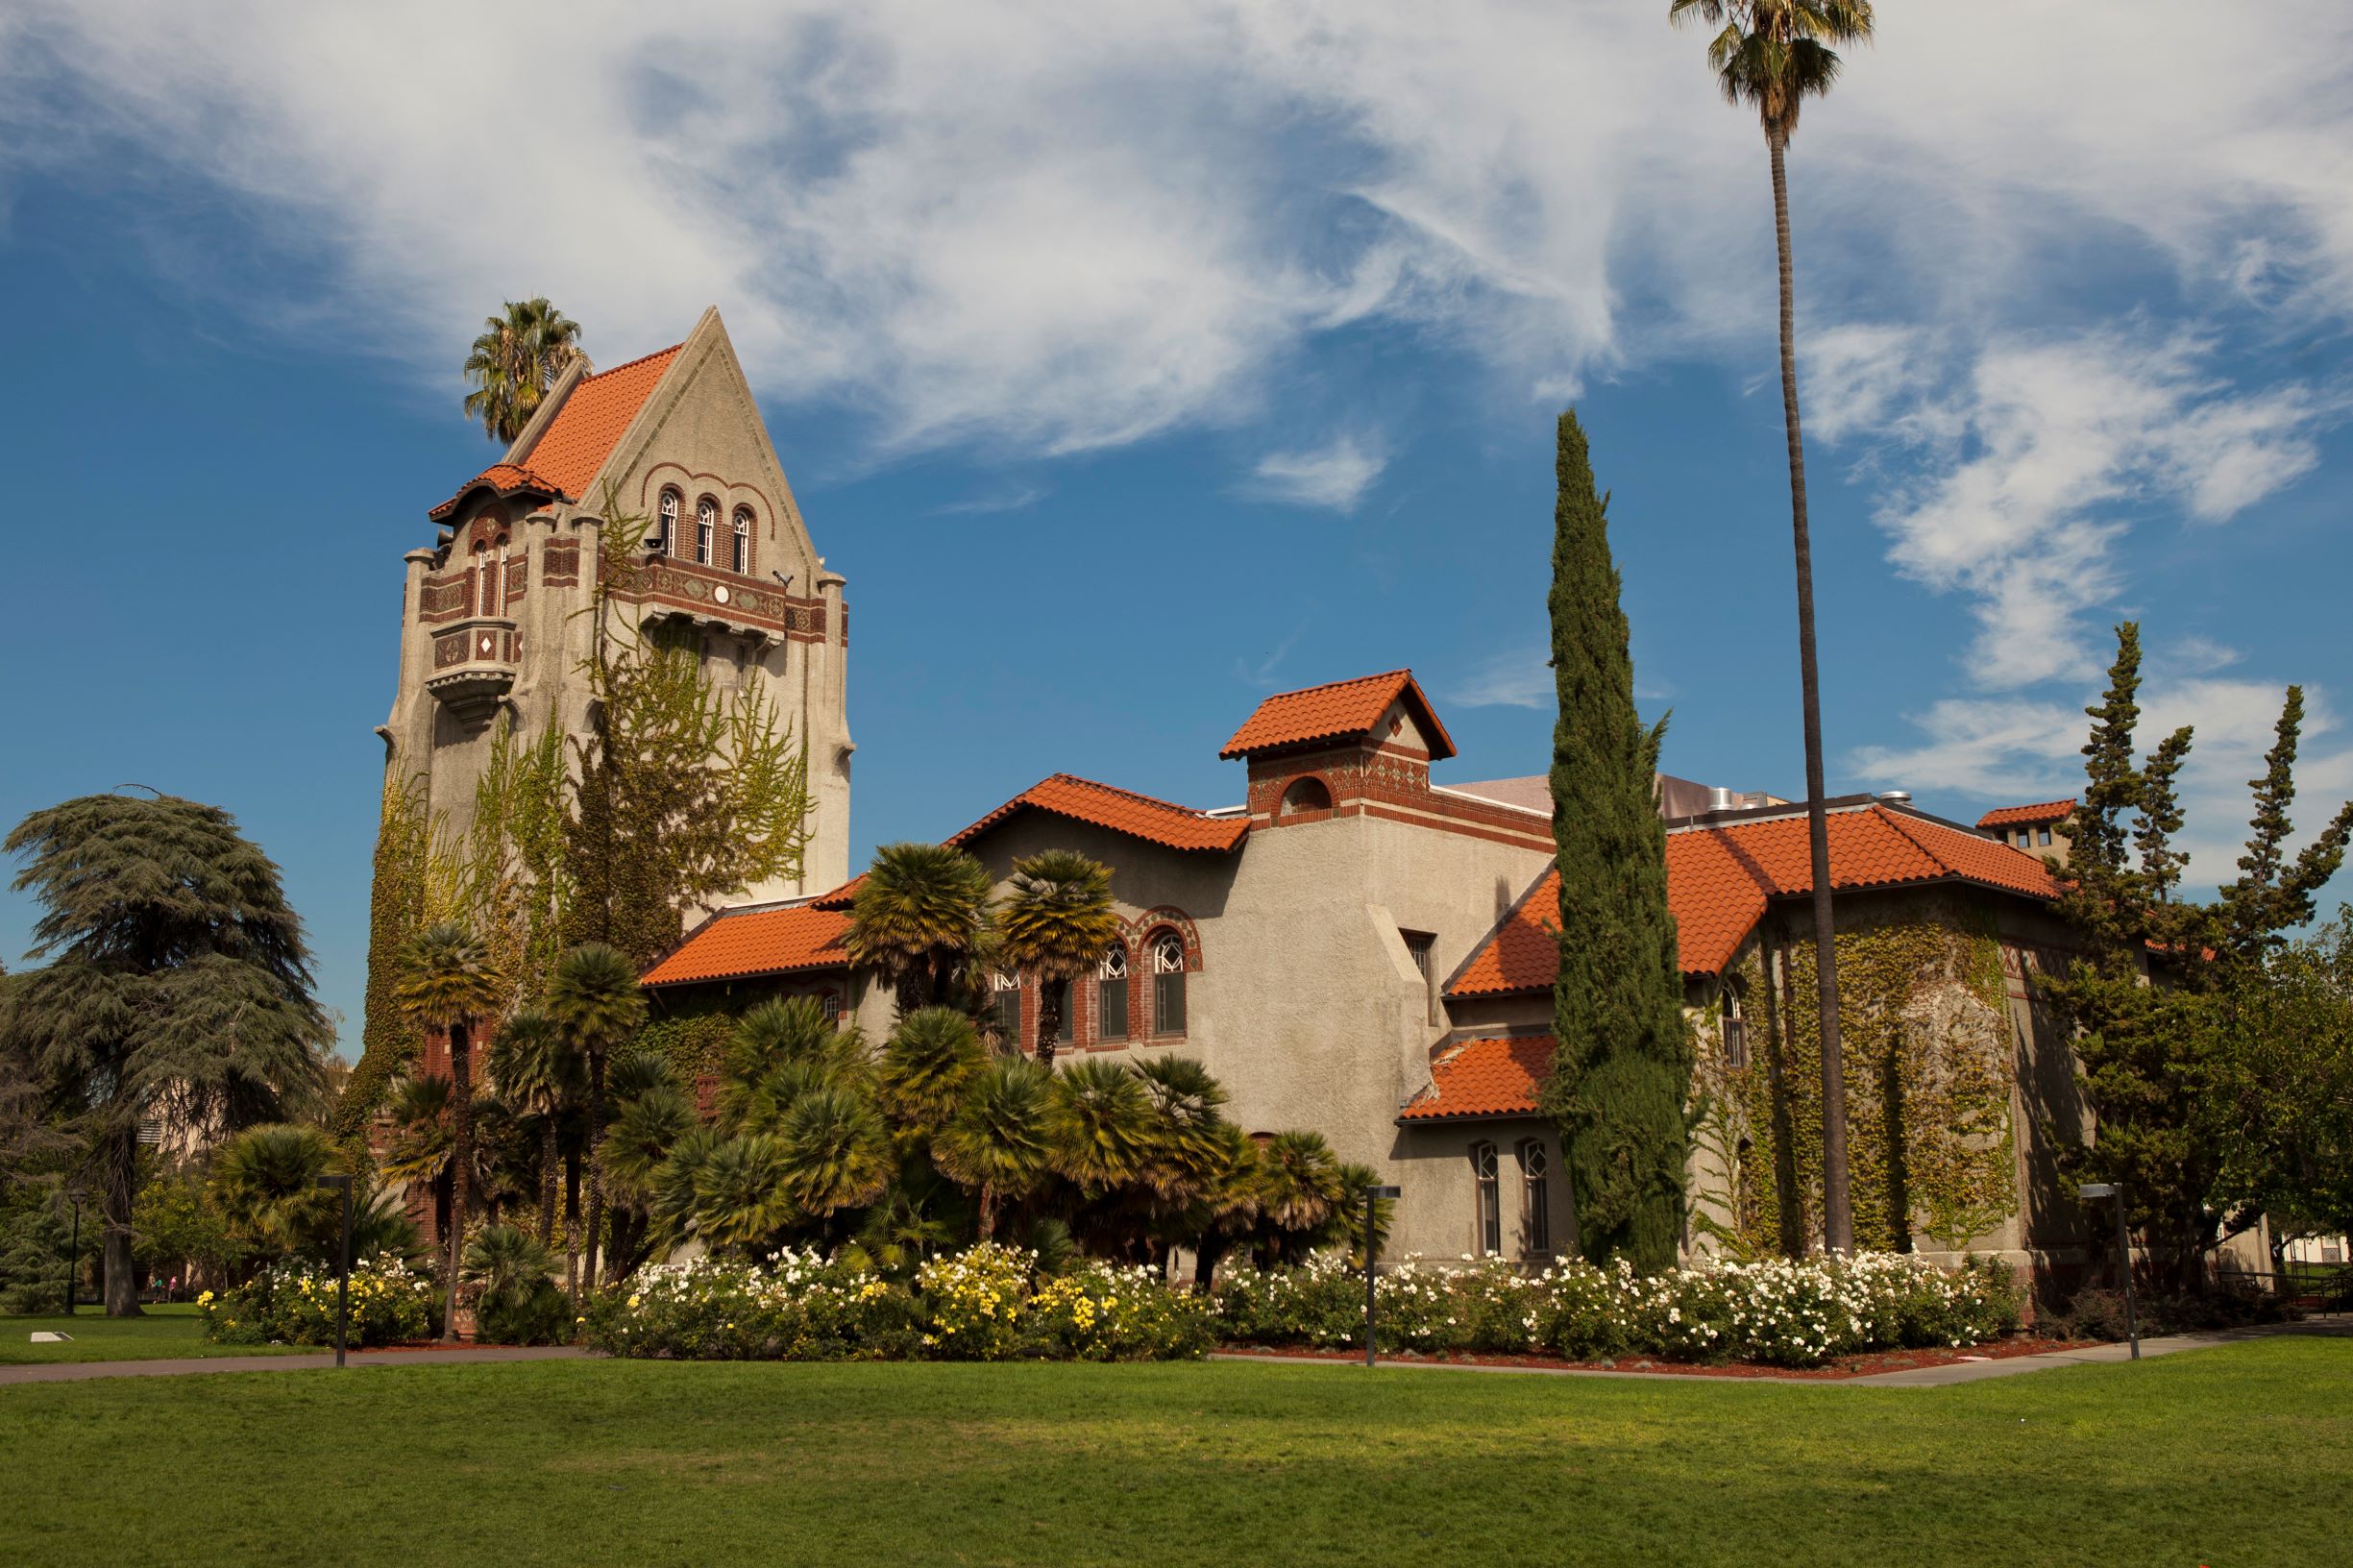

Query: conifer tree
[[1538, 411, 1693, 1270]]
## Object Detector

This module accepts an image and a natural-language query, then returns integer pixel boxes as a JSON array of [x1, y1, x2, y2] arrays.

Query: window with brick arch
[[1150, 931, 1188, 1037], [1472, 1141, 1502, 1257], [1097, 944, 1130, 1041], [658, 489, 680, 555], [695, 498, 717, 565], [732, 507, 752, 574]]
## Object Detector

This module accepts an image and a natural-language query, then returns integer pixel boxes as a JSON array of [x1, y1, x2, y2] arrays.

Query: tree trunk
[[1034, 979, 1062, 1070], [103, 1122, 142, 1317], [977, 1183, 997, 1241], [1192, 1235, 1228, 1290], [564, 1148, 580, 1302], [538, 1117, 560, 1247], [1771, 133, 1852, 1256], [582, 1050, 607, 1290], [443, 1020, 474, 1341]]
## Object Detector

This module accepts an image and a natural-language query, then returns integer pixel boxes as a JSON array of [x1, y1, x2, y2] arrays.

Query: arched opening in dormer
[[1281, 775, 1333, 817]]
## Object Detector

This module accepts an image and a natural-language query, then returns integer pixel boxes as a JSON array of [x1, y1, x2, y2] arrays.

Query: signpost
[[315, 1174, 355, 1367], [1363, 1185, 1401, 1368], [2077, 1182, 2139, 1360]]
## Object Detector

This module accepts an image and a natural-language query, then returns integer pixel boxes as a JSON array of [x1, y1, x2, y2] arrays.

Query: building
[[1976, 798, 2076, 868], [378, 308, 854, 906], [643, 668, 2098, 1276]]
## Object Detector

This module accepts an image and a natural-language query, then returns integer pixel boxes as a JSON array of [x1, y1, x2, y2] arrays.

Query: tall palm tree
[[462, 297, 583, 444], [491, 1009, 579, 1247], [544, 943, 647, 1292], [1670, 0, 1874, 1253], [932, 1056, 1054, 1238], [396, 921, 504, 1340], [994, 850, 1121, 1067], [846, 843, 996, 1015]]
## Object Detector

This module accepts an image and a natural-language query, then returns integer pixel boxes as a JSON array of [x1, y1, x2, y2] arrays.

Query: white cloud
[[1244, 432, 1386, 511], [934, 484, 1045, 517], [5, 3, 2352, 465], [1452, 650, 1551, 710]]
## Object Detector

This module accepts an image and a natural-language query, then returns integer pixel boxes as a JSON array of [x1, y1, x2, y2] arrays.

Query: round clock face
[[714, 584, 731, 605]]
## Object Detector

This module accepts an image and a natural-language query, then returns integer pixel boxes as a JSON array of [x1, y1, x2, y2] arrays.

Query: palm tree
[[1187, 1121, 1266, 1287], [544, 943, 647, 1293], [1670, 0, 1874, 1253], [490, 1009, 578, 1248], [994, 850, 1121, 1067], [597, 1083, 695, 1273], [690, 1134, 801, 1256], [462, 297, 583, 444], [932, 1056, 1055, 1238], [846, 843, 996, 1015], [776, 1085, 894, 1219], [878, 1007, 987, 1142], [1253, 1130, 1343, 1265], [1045, 1058, 1157, 1194], [1132, 1056, 1231, 1205], [209, 1122, 344, 1272], [377, 1075, 501, 1241], [396, 921, 504, 1340]]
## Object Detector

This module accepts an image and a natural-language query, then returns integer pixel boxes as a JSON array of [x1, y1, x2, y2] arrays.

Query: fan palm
[[846, 843, 995, 1014], [1132, 1056, 1231, 1203], [648, 1124, 724, 1252], [691, 1134, 801, 1255], [878, 1007, 987, 1141], [493, 1010, 579, 1247], [777, 1085, 894, 1217], [545, 943, 647, 1292], [377, 1075, 502, 1247], [1253, 1130, 1343, 1264], [1187, 1121, 1266, 1286], [1669, 0, 1874, 1252], [208, 1122, 343, 1267], [461, 297, 582, 444], [1044, 1058, 1157, 1194], [932, 1056, 1054, 1238], [716, 996, 851, 1130], [994, 850, 1121, 1067], [599, 1086, 697, 1213], [396, 920, 504, 1339]]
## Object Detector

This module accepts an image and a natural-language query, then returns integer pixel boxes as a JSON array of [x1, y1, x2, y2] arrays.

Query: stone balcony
[[611, 556, 828, 644], [426, 618, 520, 712]]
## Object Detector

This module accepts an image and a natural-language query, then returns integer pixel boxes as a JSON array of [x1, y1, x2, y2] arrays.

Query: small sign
[[29, 1332, 72, 1343]]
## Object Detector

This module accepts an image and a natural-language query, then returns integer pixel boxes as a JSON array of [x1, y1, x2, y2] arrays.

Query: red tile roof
[[429, 462, 565, 520], [948, 774, 1247, 854], [807, 874, 866, 911], [1977, 798, 2077, 829], [1448, 804, 2066, 990], [513, 344, 682, 503], [1400, 1035, 1555, 1121], [1221, 670, 1457, 761], [641, 901, 850, 988]]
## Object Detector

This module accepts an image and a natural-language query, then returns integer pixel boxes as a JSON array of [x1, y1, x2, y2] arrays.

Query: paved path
[[0, 1345, 592, 1386]]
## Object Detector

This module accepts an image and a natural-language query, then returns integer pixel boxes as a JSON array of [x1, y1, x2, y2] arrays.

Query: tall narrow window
[[696, 498, 716, 564], [1721, 980, 1747, 1069], [990, 972, 1021, 1044], [1047, 978, 1075, 1043], [1097, 944, 1130, 1041], [1151, 932, 1187, 1036], [658, 490, 680, 555], [1518, 1140, 1551, 1257], [2037, 825, 2053, 846], [1403, 930, 1436, 1025], [1472, 1142, 1501, 1257], [732, 507, 752, 574]]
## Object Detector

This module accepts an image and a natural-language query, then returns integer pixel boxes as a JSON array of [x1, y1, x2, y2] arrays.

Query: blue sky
[[3, 3, 2350, 1051]]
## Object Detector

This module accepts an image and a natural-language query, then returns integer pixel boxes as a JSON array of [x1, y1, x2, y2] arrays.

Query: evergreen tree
[[1538, 411, 1693, 1270]]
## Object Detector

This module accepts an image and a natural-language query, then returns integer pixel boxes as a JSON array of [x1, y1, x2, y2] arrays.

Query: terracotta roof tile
[[1400, 1035, 1555, 1121], [807, 874, 866, 911], [948, 774, 1246, 854], [513, 344, 682, 504], [641, 902, 850, 988], [1976, 798, 2077, 829], [1447, 804, 2066, 991], [428, 462, 566, 520], [1220, 670, 1457, 761]]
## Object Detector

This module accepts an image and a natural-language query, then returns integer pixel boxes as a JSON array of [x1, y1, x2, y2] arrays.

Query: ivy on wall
[[1691, 906, 2019, 1258], [334, 773, 433, 1138]]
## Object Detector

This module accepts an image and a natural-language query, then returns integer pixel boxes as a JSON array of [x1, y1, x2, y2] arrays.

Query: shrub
[[197, 1257, 437, 1347], [916, 1242, 1034, 1360], [463, 1224, 570, 1346], [585, 1250, 917, 1361], [1025, 1261, 1215, 1361]]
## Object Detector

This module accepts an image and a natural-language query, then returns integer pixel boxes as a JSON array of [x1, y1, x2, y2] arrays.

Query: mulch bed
[[1218, 1335, 2089, 1380]]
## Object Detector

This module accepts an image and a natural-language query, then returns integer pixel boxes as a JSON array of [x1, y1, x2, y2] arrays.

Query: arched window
[[1517, 1140, 1551, 1257], [1472, 1142, 1502, 1257], [657, 490, 680, 555], [1097, 944, 1130, 1041], [695, 498, 717, 565], [1150, 931, 1187, 1037], [1281, 775, 1332, 816], [731, 507, 752, 574], [1721, 979, 1748, 1069]]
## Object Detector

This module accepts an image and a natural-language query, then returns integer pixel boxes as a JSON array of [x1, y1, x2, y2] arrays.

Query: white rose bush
[[197, 1256, 438, 1347]]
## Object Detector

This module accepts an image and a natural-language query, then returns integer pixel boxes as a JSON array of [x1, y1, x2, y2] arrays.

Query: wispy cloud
[[1244, 433, 1387, 512], [933, 483, 1045, 516], [1232, 624, 1310, 688], [1452, 649, 1551, 710]]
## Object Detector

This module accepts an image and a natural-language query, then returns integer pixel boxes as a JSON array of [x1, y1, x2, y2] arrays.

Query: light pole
[[315, 1175, 354, 1367], [2077, 1182, 2139, 1360], [1362, 1185, 1401, 1368]]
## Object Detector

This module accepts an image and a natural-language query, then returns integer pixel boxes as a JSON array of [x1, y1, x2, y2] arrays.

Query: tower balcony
[[426, 618, 520, 712], [611, 557, 827, 644]]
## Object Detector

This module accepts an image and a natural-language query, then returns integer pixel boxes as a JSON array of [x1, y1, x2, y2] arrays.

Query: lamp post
[[315, 1175, 355, 1368], [2077, 1182, 2139, 1360], [1362, 1185, 1401, 1368]]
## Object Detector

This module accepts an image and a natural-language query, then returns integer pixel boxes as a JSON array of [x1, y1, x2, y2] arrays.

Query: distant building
[[1976, 798, 2076, 868]]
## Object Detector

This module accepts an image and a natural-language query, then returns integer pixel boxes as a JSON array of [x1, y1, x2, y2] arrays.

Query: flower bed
[[1214, 1252, 2022, 1369], [198, 1257, 438, 1348], [584, 1243, 1214, 1362]]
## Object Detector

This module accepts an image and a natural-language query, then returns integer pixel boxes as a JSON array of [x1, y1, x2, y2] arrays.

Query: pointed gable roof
[[511, 343, 683, 502], [1220, 670, 1456, 760], [948, 774, 1247, 854], [428, 462, 565, 521]]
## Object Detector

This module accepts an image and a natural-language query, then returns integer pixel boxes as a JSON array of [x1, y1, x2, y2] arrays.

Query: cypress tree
[[1539, 410, 1693, 1271]]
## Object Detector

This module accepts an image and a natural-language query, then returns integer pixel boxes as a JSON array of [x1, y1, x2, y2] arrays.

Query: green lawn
[[0, 1305, 319, 1364], [2, 1339, 2346, 1566]]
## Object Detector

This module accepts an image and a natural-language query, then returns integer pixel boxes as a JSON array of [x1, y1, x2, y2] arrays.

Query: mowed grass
[[3, 1339, 2347, 1568], [0, 1305, 317, 1364]]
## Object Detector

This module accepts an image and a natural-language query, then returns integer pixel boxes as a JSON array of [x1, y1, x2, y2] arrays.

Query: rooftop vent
[[1875, 791, 1913, 806], [1706, 785, 1736, 813]]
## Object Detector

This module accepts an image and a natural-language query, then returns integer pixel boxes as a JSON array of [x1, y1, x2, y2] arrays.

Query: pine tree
[[1538, 411, 1693, 1270]]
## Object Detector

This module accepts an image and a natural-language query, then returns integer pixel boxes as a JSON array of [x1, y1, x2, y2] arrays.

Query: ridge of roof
[[948, 772, 1247, 854], [1220, 669, 1458, 761], [508, 342, 684, 503], [1977, 798, 2078, 829]]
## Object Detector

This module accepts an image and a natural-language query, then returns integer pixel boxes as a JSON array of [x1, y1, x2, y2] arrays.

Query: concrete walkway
[[0, 1345, 592, 1386]]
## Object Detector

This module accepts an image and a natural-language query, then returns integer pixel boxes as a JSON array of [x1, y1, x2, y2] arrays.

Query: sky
[[2, 2, 2349, 1054]]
